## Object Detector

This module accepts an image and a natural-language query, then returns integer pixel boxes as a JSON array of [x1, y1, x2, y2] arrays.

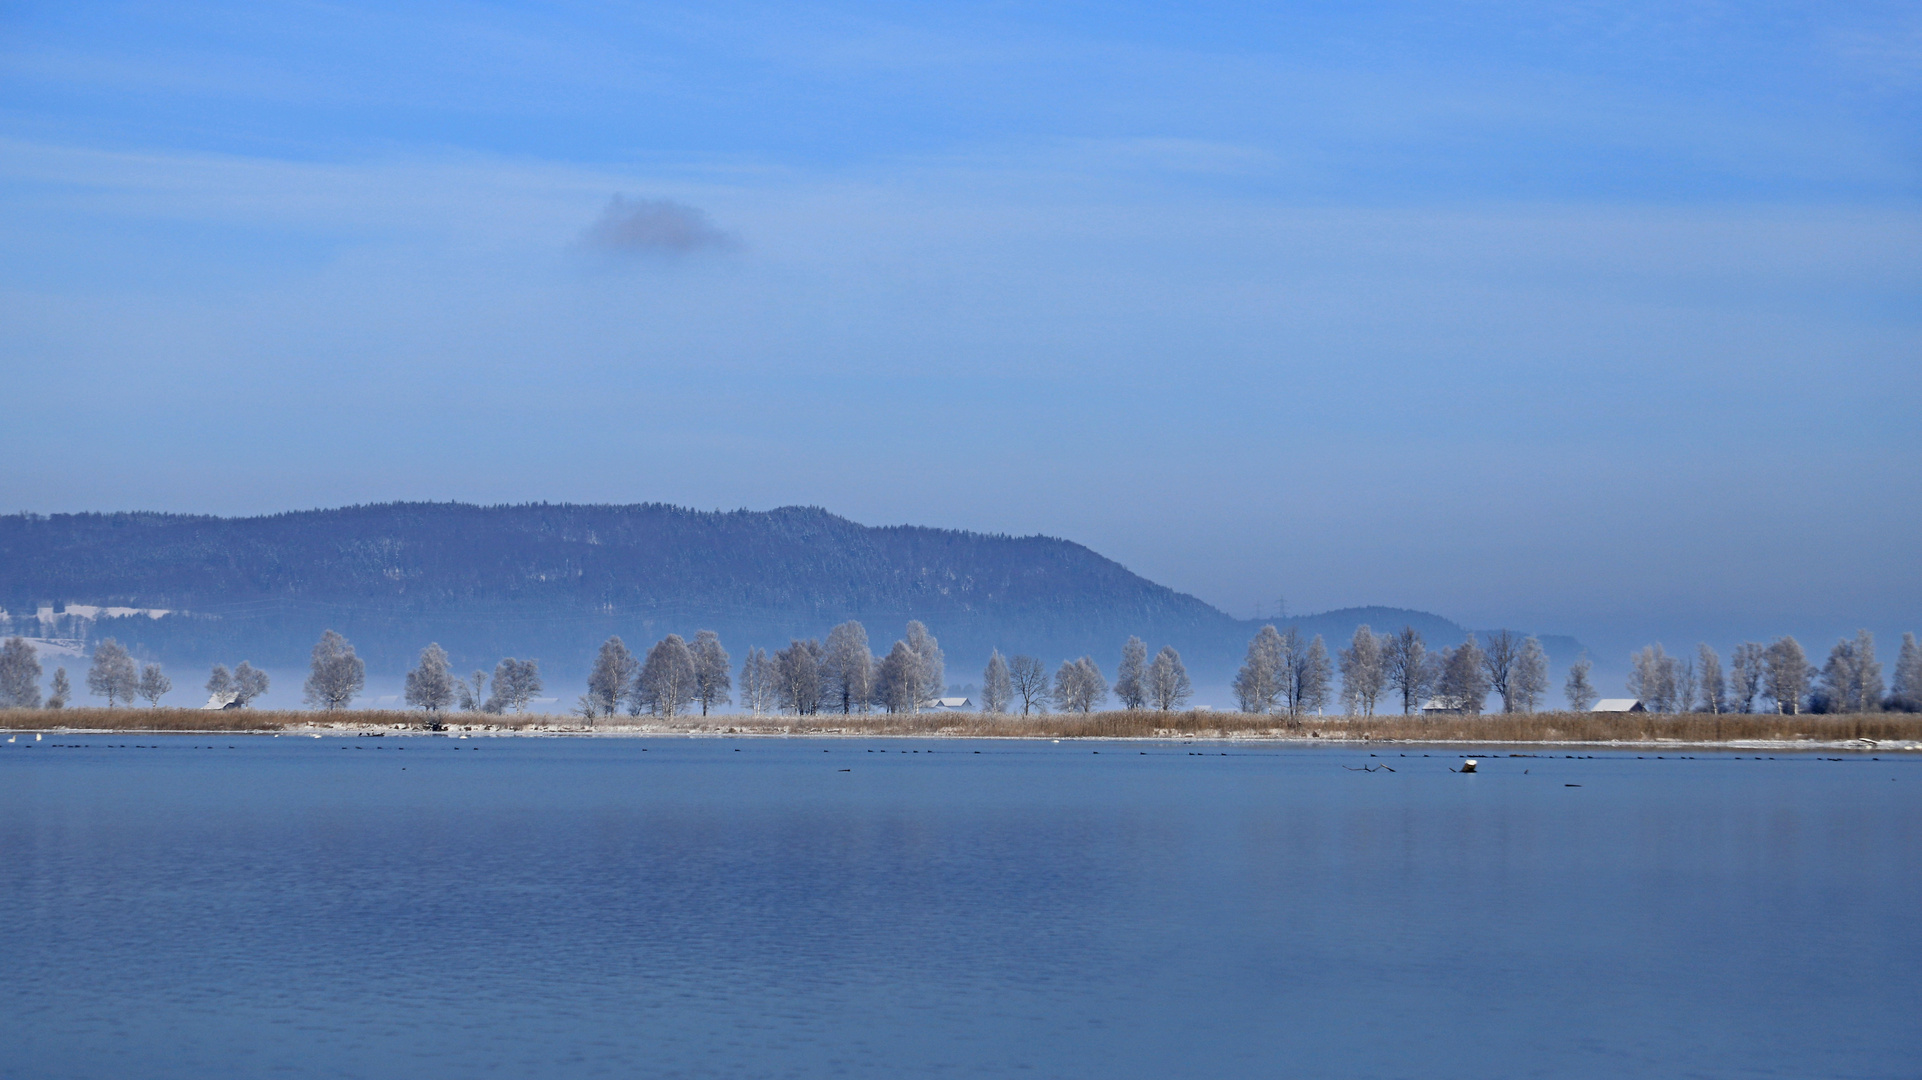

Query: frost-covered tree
[[1114, 637, 1148, 710], [1564, 657, 1597, 711], [1436, 635, 1490, 715], [738, 648, 775, 715], [905, 621, 945, 708], [822, 622, 870, 715], [774, 638, 825, 715], [635, 634, 698, 718], [1817, 630, 1882, 713], [1628, 645, 1681, 712], [1383, 626, 1432, 715], [1696, 644, 1726, 714], [206, 664, 234, 707], [1147, 646, 1192, 711], [1763, 636, 1813, 715], [233, 662, 269, 707], [874, 640, 922, 713], [0, 637, 42, 709], [690, 630, 732, 716], [1513, 637, 1550, 713], [87, 638, 139, 708], [48, 667, 70, 709], [1338, 626, 1385, 716], [404, 643, 456, 718], [1287, 634, 1332, 717], [1234, 626, 1285, 714], [303, 630, 365, 711], [1482, 630, 1521, 712], [136, 663, 172, 707], [585, 636, 638, 719], [1054, 657, 1107, 713], [1729, 643, 1766, 713], [1890, 633, 1922, 712], [486, 658, 543, 714], [981, 650, 1012, 714], [1008, 655, 1050, 715]]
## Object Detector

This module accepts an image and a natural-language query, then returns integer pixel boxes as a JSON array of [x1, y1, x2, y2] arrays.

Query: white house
[[930, 697, 972, 711], [1591, 698, 1646, 713], [1420, 698, 1466, 715]]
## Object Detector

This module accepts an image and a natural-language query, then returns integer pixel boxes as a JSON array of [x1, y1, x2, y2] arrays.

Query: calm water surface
[[1, 735, 1916, 1079]]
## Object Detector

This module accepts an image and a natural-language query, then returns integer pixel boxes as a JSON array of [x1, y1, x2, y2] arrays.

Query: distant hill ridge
[[0, 503, 1570, 687]]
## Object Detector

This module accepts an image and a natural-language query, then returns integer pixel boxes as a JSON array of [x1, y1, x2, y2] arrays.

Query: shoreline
[[7, 706, 1919, 751], [6, 722, 1915, 753]]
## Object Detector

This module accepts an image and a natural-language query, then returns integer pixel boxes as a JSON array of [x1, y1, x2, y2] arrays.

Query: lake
[[2, 734, 1916, 1079]]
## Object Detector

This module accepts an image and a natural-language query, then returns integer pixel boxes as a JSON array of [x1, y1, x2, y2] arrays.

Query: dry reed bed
[[5, 707, 1919, 745]]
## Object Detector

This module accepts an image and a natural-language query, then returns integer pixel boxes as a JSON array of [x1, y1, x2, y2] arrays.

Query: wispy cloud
[[579, 195, 737, 256]]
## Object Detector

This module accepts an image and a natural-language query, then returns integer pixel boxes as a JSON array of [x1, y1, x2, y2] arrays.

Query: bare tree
[[87, 638, 139, 707], [1146, 646, 1192, 710], [1763, 636, 1812, 715], [1729, 643, 1766, 713], [738, 648, 775, 715], [486, 658, 543, 714], [635, 634, 699, 718], [1383, 626, 1432, 715], [1008, 655, 1050, 715], [1114, 637, 1148, 710], [1564, 657, 1597, 711], [48, 667, 70, 709], [136, 663, 172, 707], [1513, 637, 1549, 712], [874, 640, 922, 713], [1054, 656, 1107, 713], [1436, 635, 1490, 715], [1234, 625, 1285, 714], [1891, 633, 1922, 712], [1817, 630, 1882, 713], [0, 637, 42, 709], [905, 621, 945, 708], [1482, 630, 1521, 712], [981, 650, 1012, 714], [1338, 626, 1385, 716], [585, 636, 638, 719], [822, 622, 871, 715], [303, 630, 365, 711], [774, 638, 825, 715], [455, 670, 485, 712], [404, 643, 456, 722], [1697, 644, 1725, 714], [690, 630, 732, 716]]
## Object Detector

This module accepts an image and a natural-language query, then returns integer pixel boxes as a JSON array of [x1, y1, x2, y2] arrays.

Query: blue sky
[[3, 1, 1918, 660]]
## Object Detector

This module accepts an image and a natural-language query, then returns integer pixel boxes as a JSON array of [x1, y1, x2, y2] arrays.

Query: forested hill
[[0, 503, 1529, 686]]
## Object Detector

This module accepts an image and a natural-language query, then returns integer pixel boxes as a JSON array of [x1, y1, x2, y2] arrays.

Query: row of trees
[[584, 622, 943, 718], [575, 624, 1195, 719], [1612, 631, 1921, 715], [0, 635, 273, 711], [1229, 624, 1922, 717], [8, 623, 1918, 719], [1232, 625, 1553, 717]]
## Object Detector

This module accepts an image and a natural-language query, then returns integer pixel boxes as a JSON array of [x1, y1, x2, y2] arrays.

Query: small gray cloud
[[580, 195, 737, 256]]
